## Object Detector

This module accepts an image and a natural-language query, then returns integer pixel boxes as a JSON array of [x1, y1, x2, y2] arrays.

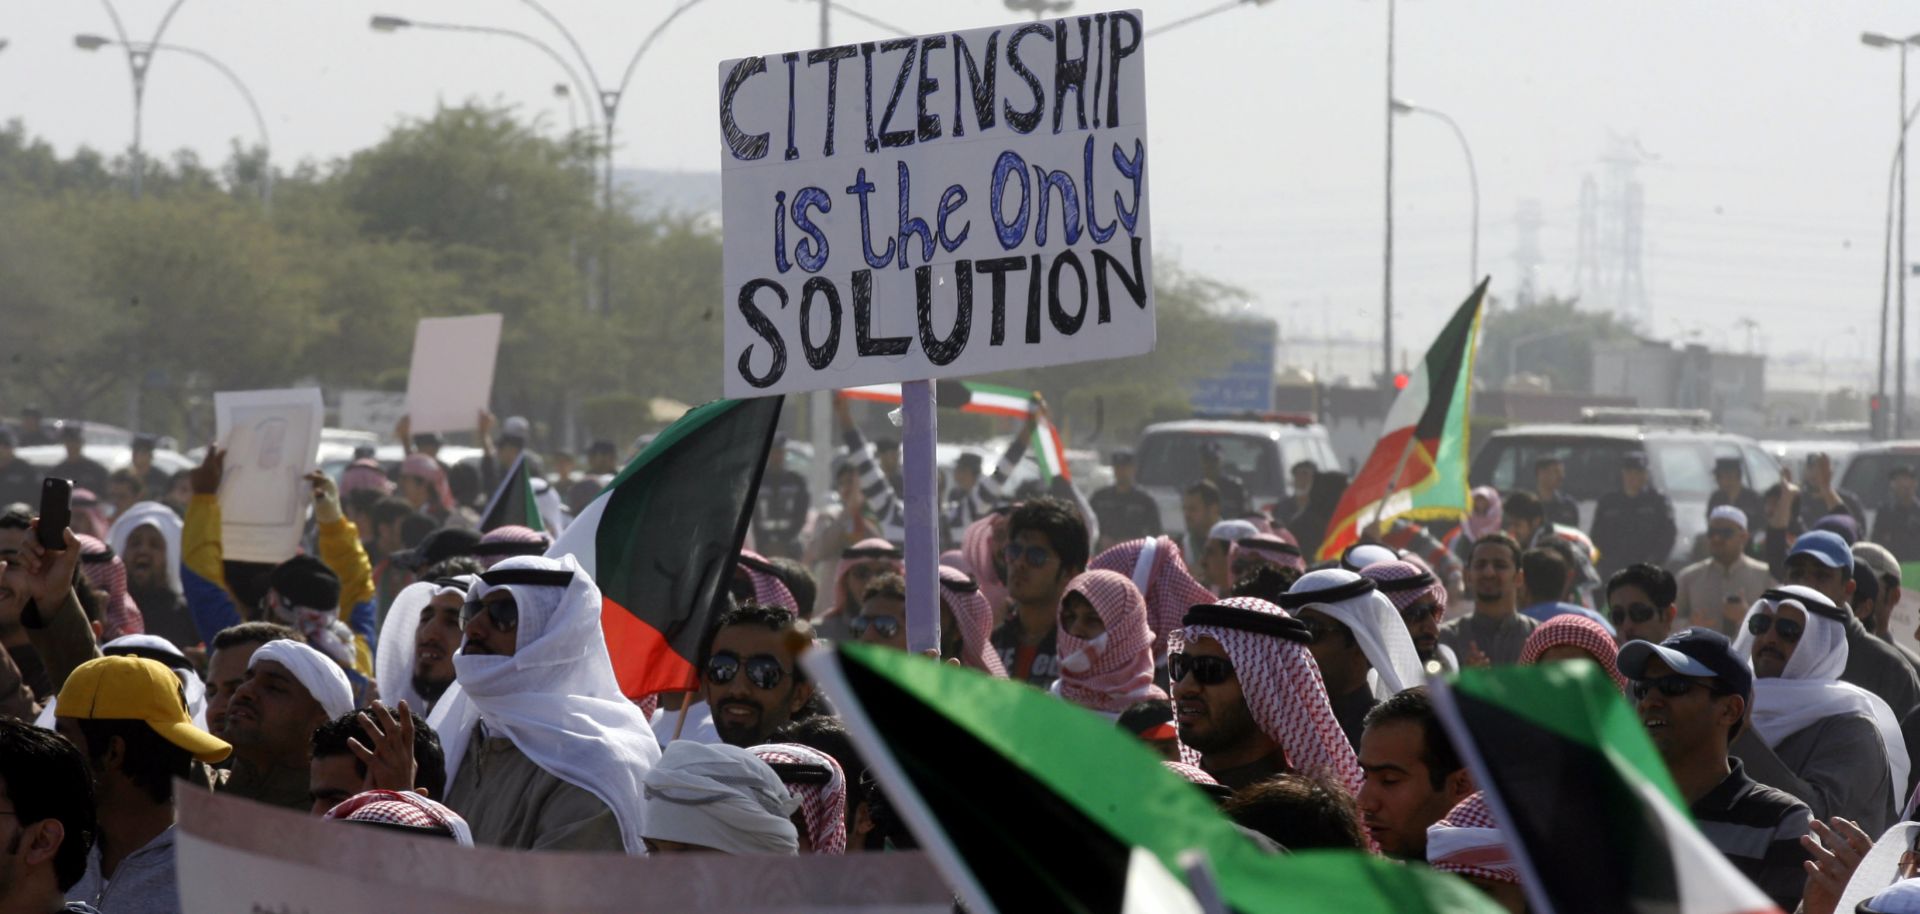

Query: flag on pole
[[1316, 281, 1488, 560], [1032, 416, 1072, 485], [546, 397, 783, 699], [842, 380, 1034, 419], [478, 454, 545, 533], [806, 642, 1502, 914], [1431, 661, 1782, 914]]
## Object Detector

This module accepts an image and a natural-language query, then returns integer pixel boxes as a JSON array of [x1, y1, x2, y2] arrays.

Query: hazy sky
[[5, 1, 1905, 391]]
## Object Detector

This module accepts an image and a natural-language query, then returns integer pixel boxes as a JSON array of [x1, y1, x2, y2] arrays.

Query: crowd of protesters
[[9, 396, 1920, 914]]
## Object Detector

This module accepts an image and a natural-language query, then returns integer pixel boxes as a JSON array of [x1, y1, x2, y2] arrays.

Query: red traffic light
[[1392, 372, 1411, 390]]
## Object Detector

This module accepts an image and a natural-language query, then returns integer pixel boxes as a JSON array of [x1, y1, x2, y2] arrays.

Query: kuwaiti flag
[[1431, 661, 1782, 914], [806, 642, 1502, 914], [547, 397, 783, 699], [1316, 280, 1487, 560], [478, 453, 544, 533], [842, 380, 1034, 418]]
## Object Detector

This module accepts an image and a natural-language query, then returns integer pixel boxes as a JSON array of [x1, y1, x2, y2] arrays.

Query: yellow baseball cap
[[56, 656, 232, 764]]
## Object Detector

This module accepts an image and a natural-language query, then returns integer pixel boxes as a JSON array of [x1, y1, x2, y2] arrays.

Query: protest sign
[[337, 388, 408, 435], [176, 787, 953, 913], [406, 314, 503, 434], [214, 387, 323, 563], [718, 10, 1153, 398]]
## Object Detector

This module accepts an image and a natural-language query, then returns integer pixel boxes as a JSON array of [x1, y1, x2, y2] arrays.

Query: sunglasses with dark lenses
[[1747, 614, 1804, 642], [1399, 601, 1441, 625], [1611, 603, 1658, 625], [1168, 652, 1235, 686], [459, 595, 519, 631], [848, 562, 890, 583], [1628, 675, 1707, 702], [705, 651, 787, 690], [849, 614, 902, 639], [1003, 543, 1054, 568]]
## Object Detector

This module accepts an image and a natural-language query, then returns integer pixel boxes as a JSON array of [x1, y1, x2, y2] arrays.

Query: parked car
[[1469, 423, 1782, 567], [1759, 439, 1862, 484], [1839, 441, 1920, 532], [1133, 418, 1340, 534], [14, 444, 195, 484]]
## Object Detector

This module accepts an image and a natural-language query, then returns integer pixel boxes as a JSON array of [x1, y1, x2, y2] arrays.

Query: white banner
[[406, 314, 503, 434], [176, 787, 953, 913], [214, 387, 323, 564], [718, 10, 1153, 397]]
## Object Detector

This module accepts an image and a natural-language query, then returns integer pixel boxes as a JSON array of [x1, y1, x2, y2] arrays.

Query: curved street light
[[1392, 97, 1480, 290], [368, 14, 596, 136], [90, 0, 190, 199]]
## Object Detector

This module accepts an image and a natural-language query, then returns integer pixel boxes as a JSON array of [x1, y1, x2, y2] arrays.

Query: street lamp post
[[1382, 0, 1397, 384], [90, 0, 190, 199], [76, 35, 273, 213], [1864, 30, 1920, 437], [1392, 98, 1479, 288]]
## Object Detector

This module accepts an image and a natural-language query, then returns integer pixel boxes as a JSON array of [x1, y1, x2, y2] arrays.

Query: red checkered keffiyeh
[[1172, 596, 1363, 798], [472, 525, 553, 569], [78, 533, 144, 640], [1520, 614, 1627, 692], [1091, 536, 1214, 661], [939, 565, 1007, 677], [1056, 571, 1166, 713], [749, 743, 848, 854], [738, 550, 799, 614], [1228, 533, 1306, 576], [1358, 559, 1447, 619], [324, 789, 473, 846], [830, 538, 902, 619], [961, 515, 1010, 619], [1161, 760, 1219, 786], [1426, 792, 1519, 884]]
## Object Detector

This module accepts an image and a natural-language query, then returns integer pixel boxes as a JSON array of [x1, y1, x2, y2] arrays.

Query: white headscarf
[[249, 639, 355, 720], [375, 576, 472, 713], [1281, 569, 1425, 698], [428, 554, 661, 855], [1732, 585, 1909, 802], [642, 741, 799, 855], [106, 501, 182, 596]]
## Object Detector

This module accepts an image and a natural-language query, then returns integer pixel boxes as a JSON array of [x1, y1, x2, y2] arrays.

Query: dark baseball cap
[[1617, 627, 1752, 704], [1712, 456, 1742, 474]]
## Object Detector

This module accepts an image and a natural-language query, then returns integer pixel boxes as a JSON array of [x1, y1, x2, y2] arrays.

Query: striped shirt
[[1690, 758, 1812, 912], [944, 438, 1028, 547], [843, 428, 907, 545]]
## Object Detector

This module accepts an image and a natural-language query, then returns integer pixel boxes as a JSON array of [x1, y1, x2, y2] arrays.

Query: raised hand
[[349, 700, 420, 794]]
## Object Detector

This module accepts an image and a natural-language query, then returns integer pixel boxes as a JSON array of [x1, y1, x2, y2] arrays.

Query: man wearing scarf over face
[[1281, 570, 1426, 750], [1731, 584, 1908, 835], [431, 555, 662, 853], [1171, 596, 1362, 795]]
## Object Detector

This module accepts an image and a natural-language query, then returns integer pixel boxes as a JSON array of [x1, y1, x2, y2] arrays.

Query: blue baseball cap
[[1788, 530, 1854, 574], [1617, 627, 1753, 704]]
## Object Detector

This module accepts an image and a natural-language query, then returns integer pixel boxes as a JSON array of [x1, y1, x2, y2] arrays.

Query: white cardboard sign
[[718, 10, 1153, 397], [405, 314, 504, 434], [214, 387, 323, 563]]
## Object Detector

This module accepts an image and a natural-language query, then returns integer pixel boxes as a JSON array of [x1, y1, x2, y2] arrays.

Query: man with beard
[[1782, 531, 1920, 724], [1170, 596, 1361, 793], [1360, 560, 1456, 673], [990, 498, 1089, 689], [373, 564, 481, 715], [1282, 569, 1425, 749], [105, 502, 196, 651], [202, 622, 297, 741], [1438, 534, 1537, 667], [432, 555, 660, 852], [699, 604, 816, 748], [220, 639, 355, 810]]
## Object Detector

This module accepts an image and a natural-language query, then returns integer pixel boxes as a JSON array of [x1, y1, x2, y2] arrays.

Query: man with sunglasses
[[990, 498, 1089, 689], [435, 555, 660, 853], [1282, 570, 1425, 750], [1171, 597, 1361, 793], [1617, 628, 1811, 911], [1675, 506, 1772, 635], [1783, 531, 1920, 736], [700, 604, 816, 749], [852, 574, 908, 651], [1361, 559, 1457, 673], [1607, 563, 1678, 647], [1730, 585, 1905, 836]]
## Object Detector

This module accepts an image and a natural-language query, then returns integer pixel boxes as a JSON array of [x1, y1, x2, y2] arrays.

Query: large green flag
[[1432, 661, 1780, 914], [806, 642, 1500, 914]]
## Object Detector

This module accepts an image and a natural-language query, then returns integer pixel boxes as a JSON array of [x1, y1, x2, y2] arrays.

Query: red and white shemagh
[[1358, 559, 1447, 618], [830, 538, 902, 619], [1228, 533, 1307, 575], [324, 789, 474, 847], [472, 525, 552, 570], [1161, 760, 1220, 786], [1171, 597, 1363, 798], [1091, 536, 1214, 662], [78, 533, 144, 640], [748, 743, 848, 854], [1519, 614, 1627, 692], [739, 550, 799, 614], [939, 565, 1007, 677], [1056, 571, 1167, 713], [961, 514, 1010, 618], [1426, 792, 1519, 884]]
